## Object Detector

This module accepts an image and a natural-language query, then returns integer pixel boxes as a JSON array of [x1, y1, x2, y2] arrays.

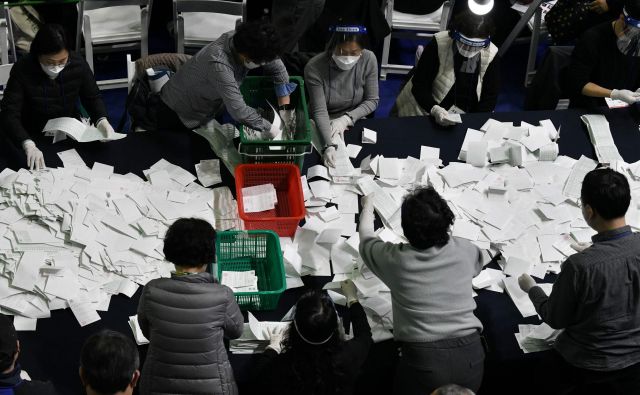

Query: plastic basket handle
[[237, 143, 313, 158]]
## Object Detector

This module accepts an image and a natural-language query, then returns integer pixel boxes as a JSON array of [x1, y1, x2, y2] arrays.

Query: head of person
[[430, 384, 476, 395], [163, 218, 216, 272], [233, 20, 283, 69], [580, 168, 630, 230], [79, 330, 140, 395], [401, 186, 455, 249], [449, 9, 494, 58], [326, 24, 369, 71], [31, 24, 69, 79], [616, 1, 640, 56], [282, 291, 343, 391], [0, 315, 19, 374]]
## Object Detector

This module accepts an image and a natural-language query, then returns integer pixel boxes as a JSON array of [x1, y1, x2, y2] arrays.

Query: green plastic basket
[[214, 230, 286, 311], [238, 76, 312, 170]]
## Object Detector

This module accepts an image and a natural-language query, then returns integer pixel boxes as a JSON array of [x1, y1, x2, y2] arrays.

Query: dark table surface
[[9, 106, 640, 395]]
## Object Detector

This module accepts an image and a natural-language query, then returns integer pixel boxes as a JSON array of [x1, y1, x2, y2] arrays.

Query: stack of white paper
[[128, 315, 149, 345], [43, 117, 126, 143], [229, 312, 290, 354], [221, 270, 258, 292], [581, 114, 623, 164], [515, 323, 562, 353], [241, 184, 277, 213]]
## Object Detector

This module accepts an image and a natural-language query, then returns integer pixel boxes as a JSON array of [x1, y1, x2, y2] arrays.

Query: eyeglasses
[[42, 58, 69, 67]]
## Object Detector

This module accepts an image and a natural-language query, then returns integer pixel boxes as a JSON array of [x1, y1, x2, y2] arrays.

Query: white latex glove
[[518, 273, 537, 293], [22, 140, 45, 170], [266, 326, 285, 354], [341, 279, 358, 306], [323, 146, 337, 168], [96, 118, 115, 138], [610, 89, 640, 104], [261, 120, 281, 140], [430, 105, 456, 127], [570, 241, 591, 252], [329, 115, 353, 141]]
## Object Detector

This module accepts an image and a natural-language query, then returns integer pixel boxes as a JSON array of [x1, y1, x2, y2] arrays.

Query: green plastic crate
[[238, 76, 312, 170], [214, 230, 286, 311]]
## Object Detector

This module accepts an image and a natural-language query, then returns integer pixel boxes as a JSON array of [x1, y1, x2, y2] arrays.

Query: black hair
[[450, 8, 495, 39], [625, 0, 640, 19], [163, 218, 216, 268], [30, 24, 68, 57], [581, 168, 630, 220], [80, 330, 139, 394], [401, 187, 455, 249], [281, 290, 345, 393], [233, 20, 283, 64], [432, 384, 475, 395], [0, 314, 17, 372]]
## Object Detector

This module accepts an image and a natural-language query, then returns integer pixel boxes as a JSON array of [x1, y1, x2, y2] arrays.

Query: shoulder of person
[[305, 52, 330, 72], [19, 379, 58, 394]]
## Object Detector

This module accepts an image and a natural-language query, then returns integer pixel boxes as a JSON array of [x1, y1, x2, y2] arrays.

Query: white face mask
[[456, 42, 482, 58], [332, 54, 360, 71], [244, 61, 262, 69], [40, 63, 65, 79]]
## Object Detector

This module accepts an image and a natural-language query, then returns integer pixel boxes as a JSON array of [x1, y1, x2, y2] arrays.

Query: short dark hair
[[31, 24, 68, 57], [80, 330, 139, 394], [432, 384, 475, 395], [0, 315, 17, 372], [233, 21, 283, 64], [450, 9, 495, 39], [401, 187, 455, 249], [581, 168, 630, 220], [163, 218, 216, 267]]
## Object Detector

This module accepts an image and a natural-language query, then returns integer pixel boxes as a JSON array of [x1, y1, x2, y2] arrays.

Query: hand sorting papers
[[221, 270, 258, 292], [43, 117, 127, 143], [230, 312, 290, 354], [241, 184, 277, 213], [515, 323, 562, 353]]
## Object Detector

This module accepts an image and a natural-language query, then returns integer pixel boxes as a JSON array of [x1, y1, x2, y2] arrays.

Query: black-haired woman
[[159, 20, 295, 135], [255, 282, 373, 395], [304, 24, 379, 167], [137, 218, 244, 395], [359, 187, 485, 394], [0, 24, 114, 170], [393, 9, 500, 125]]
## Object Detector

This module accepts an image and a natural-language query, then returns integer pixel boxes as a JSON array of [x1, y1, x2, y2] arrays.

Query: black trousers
[[393, 331, 485, 395]]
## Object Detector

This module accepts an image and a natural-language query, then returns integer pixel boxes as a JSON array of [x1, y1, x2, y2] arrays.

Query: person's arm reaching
[[209, 62, 271, 132], [358, 195, 393, 281], [222, 286, 244, 339], [262, 58, 296, 106], [304, 61, 333, 147], [346, 51, 379, 121]]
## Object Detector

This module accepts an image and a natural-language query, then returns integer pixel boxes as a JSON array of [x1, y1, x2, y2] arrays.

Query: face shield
[[328, 25, 367, 70], [452, 31, 490, 58], [618, 8, 640, 56]]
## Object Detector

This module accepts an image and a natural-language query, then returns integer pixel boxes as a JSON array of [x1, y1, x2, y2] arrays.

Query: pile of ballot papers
[[515, 323, 562, 353], [230, 312, 290, 354], [221, 270, 259, 292], [241, 184, 278, 213], [0, 149, 242, 329]]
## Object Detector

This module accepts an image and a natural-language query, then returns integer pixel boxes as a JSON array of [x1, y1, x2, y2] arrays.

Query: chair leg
[[380, 33, 392, 81], [76, 0, 84, 53], [177, 15, 185, 54], [524, 8, 542, 88], [141, 7, 149, 58], [0, 19, 8, 65], [83, 14, 94, 72]]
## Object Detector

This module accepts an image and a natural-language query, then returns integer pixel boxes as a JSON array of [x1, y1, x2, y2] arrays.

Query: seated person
[[159, 20, 295, 136], [0, 314, 58, 394], [0, 24, 115, 170], [392, 9, 499, 126], [359, 187, 485, 394], [136, 218, 243, 395], [255, 283, 372, 395], [519, 168, 640, 394], [79, 330, 140, 395], [567, 0, 640, 109], [304, 24, 379, 167]]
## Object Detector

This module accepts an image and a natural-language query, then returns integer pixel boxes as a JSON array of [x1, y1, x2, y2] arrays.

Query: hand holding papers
[[43, 117, 126, 143]]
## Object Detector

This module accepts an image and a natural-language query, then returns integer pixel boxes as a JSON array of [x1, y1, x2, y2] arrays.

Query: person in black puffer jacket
[[0, 24, 113, 170]]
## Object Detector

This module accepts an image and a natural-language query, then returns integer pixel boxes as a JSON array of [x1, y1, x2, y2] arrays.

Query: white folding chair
[[0, 62, 14, 99], [0, 17, 9, 64], [76, 0, 153, 72], [380, 0, 454, 80], [173, 0, 246, 54], [126, 53, 136, 92]]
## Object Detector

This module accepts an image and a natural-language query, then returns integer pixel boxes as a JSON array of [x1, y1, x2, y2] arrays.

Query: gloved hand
[[570, 241, 591, 252], [341, 279, 358, 306], [610, 89, 640, 105], [22, 140, 45, 170], [261, 119, 282, 140], [430, 105, 457, 127], [323, 145, 337, 168], [96, 118, 115, 138], [266, 326, 285, 354], [518, 273, 537, 293], [330, 115, 353, 141]]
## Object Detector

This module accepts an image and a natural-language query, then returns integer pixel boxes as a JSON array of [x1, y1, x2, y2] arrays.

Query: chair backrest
[[0, 63, 13, 85], [82, 0, 150, 12], [174, 0, 245, 17], [126, 54, 136, 92]]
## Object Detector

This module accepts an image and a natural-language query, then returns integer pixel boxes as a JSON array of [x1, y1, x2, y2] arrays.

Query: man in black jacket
[[0, 315, 58, 395], [0, 24, 114, 170]]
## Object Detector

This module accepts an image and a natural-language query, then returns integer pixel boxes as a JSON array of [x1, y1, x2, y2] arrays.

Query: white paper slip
[[503, 256, 533, 277], [69, 300, 101, 327], [308, 165, 330, 180], [466, 141, 488, 167], [57, 149, 87, 168], [604, 97, 629, 109], [378, 158, 402, 179], [241, 184, 277, 213], [13, 316, 37, 331], [538, 143, 559, 161], [362, 128, 377, 144], [43, 117, 127, 143], [346, 144, 363, 158], [128, 315, 149, 345], [445, 112, 462, 124], [195, 159, 222, 187], [221, 270, 259, 292]]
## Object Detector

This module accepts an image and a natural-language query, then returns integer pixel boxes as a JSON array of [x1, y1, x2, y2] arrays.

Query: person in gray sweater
[[304, 24, 379, 167], [359, 187, 485, 395], [137, 218, 244, 395]]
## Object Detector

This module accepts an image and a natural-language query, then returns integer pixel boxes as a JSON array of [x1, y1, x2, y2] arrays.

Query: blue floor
[[93, 33, 537, 130]]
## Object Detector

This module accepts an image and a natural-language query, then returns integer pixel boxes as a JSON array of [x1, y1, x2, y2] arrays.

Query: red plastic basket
[[235, 164, 305, 237]]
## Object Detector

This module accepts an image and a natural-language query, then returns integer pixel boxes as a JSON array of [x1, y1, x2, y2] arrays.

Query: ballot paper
[[221, 270, 258, 292], [128, 315, 149, 345], [563, 155, 597, 198], [362, 128, 377, 144], [43, 117, 126, 143], [195, 159, 222, 187], [229, 312, 290, 354], [346, 144, 363, 158], [581, 114, 623, 163], [503, 276, 538, 317], [241, 184, 277, 213], [445, 112, 462, 124], [515, 323, 562, 353], [243, 101, 284, 142]]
